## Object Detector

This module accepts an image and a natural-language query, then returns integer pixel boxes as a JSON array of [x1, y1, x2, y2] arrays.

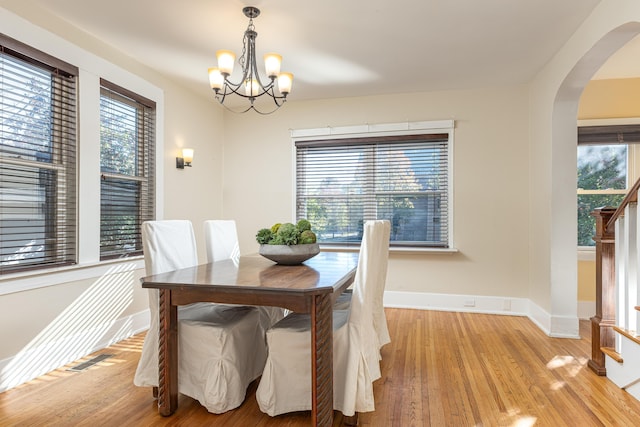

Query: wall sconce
[[176, 148, 194, 169]]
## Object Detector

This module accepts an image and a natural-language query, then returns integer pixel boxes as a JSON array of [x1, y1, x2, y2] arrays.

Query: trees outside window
[[99, 80, 155, 260], [577, 144, 626, 246]]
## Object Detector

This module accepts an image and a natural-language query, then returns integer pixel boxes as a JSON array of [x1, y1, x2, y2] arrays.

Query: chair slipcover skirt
[[134, 297, 267, 413]]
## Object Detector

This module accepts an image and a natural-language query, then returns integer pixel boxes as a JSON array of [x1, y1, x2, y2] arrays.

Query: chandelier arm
[[249, 58, 276, 94], [216, 81, 286, 101], [252, 106, 281, 115], [247, 30, 274, 92], [219, 80, 245, 96], [216, 97, 283, 115], [244, 28, 277, 99], [224, 31, 252, 88], [218, 101, 257, 114], [215, 67, 287, 102], [213, 81, 287, 113], [263, 84, 286, 108]]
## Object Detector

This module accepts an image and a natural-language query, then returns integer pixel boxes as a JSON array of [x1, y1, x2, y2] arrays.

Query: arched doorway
[[550, 23, 640, 337]]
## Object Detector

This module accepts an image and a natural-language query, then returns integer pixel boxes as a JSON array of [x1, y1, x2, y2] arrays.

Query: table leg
[[310, 293, 333, 427], [157, 289, 178, 416]]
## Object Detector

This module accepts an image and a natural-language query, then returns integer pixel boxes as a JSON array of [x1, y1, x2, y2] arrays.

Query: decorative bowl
[[259, 243, 320, 265]]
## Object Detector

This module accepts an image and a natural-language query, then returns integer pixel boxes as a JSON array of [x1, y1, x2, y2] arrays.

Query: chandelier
[[208, 6, 293, 114]]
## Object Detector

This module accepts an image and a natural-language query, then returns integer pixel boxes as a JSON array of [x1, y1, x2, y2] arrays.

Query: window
[[296, 132, 451, 248], [577, 124, 640, 246], [99, 79, 155, 260], [0, 35, 78, 275]]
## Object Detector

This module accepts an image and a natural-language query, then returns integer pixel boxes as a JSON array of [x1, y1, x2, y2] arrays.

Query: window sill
[[578, 247, 595, 261], [320, 245, 459, 255], [0, 256, 145, 296]]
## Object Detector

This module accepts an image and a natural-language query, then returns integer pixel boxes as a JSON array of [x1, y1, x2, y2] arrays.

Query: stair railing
[[590, 176, 640, 374]]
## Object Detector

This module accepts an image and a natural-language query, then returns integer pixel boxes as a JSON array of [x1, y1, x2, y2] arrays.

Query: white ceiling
[[6, 0, 639, 102]]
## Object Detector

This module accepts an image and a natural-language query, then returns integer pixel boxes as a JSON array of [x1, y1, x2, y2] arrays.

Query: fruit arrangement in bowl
[[256, 219, 319, 265]]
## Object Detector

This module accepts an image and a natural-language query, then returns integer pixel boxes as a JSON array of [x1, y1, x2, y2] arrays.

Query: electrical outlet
[[503, 299, 512, 311], [464, 299, 476, 307]]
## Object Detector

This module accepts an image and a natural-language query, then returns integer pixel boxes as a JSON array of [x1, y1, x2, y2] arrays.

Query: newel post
[[588, 207, 617, 375]]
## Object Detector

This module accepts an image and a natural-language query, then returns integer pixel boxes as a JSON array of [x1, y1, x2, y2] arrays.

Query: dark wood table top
[[141, 251, 359, 313]]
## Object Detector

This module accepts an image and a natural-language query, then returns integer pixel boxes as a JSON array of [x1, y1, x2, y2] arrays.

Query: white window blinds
[[296, 134, 450, 247]]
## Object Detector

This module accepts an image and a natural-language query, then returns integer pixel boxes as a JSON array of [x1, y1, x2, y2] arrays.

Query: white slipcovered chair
[[333, 223, 391, 351], [333, 280, 390, 350], [255, 220, 391, 418], [203, 219, 285, 328], [204, 219, 240, 262], [133, 220, 268, 413]]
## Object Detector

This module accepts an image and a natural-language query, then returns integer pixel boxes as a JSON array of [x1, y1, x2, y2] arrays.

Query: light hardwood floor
[[2, 309, 640, 426]]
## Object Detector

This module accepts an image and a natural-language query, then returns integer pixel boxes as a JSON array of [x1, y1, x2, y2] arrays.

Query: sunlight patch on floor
[[492, 408, 538, 427], [546, 355, 587, 375], [545, 354, 588, 391], [0, 263, 136, 392], [511, 416, 537, 427]]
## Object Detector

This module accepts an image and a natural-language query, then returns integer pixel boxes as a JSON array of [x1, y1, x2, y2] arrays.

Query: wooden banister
[[606, 177, 640, 232], [590, 176, 640, 375], [589, 175, 640, 375], [613, 326, 640, 346], [601, 346, 623, 363]]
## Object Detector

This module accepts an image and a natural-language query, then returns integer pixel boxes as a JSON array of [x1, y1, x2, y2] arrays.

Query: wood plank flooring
[[2, 309, 640, 426]]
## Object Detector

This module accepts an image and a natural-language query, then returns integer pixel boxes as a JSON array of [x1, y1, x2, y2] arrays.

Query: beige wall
[[162, 85, 225, 259], [580, 78, 640, 119], [222, 87, 531, 298], [0, 268, 148, 358], [578, 261, 596, 301]]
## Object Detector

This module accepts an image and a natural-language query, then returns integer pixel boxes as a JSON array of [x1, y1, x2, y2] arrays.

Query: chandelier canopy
[[208, 6, 293, 114]]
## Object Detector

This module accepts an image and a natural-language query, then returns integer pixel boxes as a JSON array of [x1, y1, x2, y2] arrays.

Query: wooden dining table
[[141, 250, 359, 426]]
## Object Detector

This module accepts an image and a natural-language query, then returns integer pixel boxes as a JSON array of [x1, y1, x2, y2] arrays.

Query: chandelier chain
[[238, 18, 254, 71]]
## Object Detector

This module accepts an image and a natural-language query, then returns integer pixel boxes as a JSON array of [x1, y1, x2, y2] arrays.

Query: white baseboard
[[384, 291, 581, 339], [0, 309, 149, 393], [549, 315, 581, 339], [384, 290, 529, 316]]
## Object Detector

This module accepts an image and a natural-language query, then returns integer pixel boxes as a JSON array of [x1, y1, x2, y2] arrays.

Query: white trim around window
[[291, 120, 457, 252]]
